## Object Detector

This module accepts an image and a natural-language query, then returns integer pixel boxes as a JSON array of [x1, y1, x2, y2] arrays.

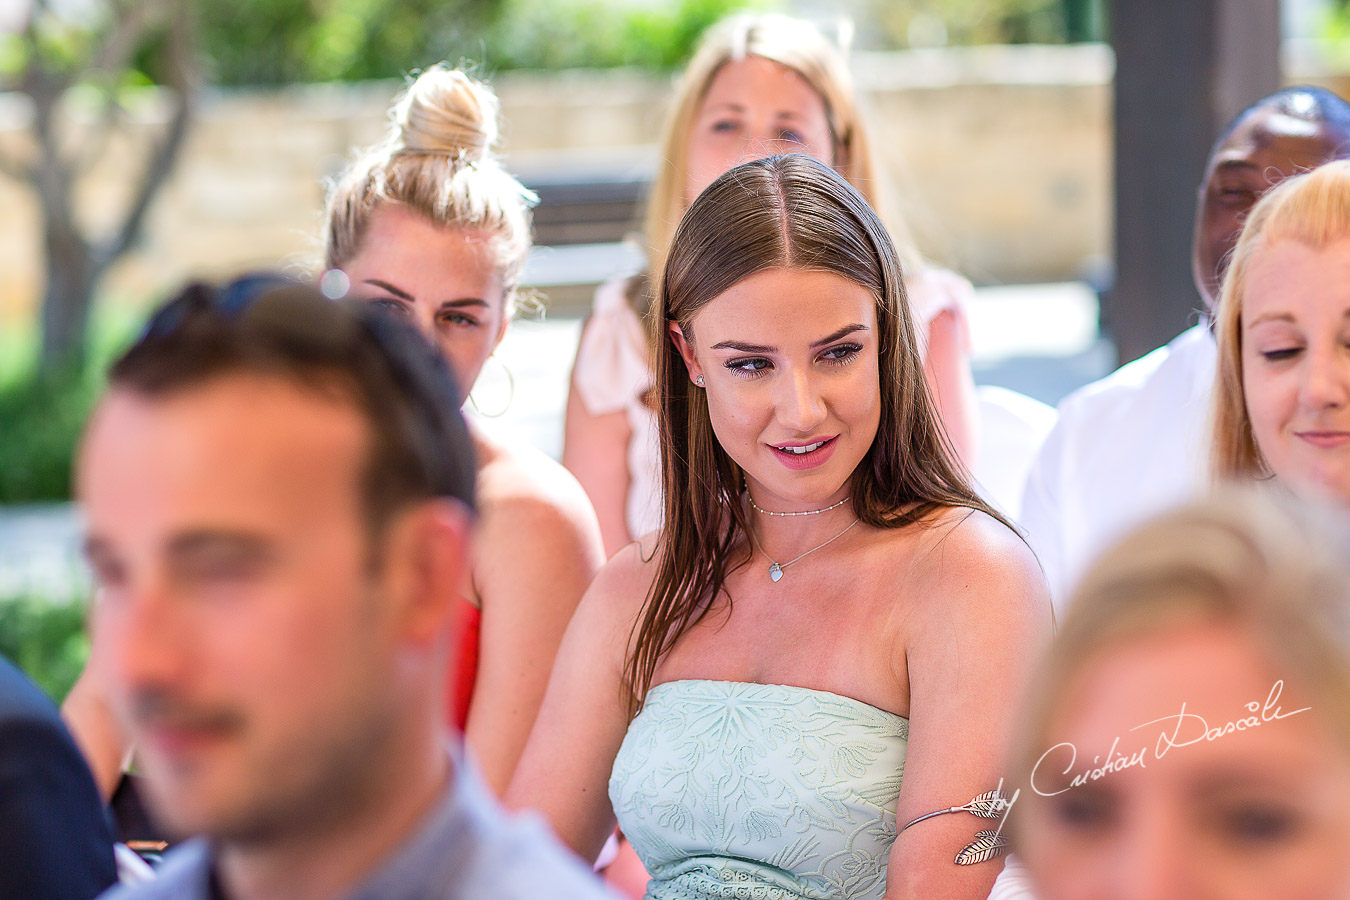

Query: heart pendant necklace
[[750, 516, 860, 583]]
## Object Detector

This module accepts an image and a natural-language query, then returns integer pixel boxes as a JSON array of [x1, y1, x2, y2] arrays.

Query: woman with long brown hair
[[509, 154, 1050, 899]]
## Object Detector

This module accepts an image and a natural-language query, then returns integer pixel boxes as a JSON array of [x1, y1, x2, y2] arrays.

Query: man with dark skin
[[1021, 87, 1350, 610], [1193, 90, 1350, 308]]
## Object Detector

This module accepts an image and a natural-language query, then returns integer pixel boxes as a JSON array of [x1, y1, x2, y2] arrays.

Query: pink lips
[[769, 436, 837, 470], [142, 724, 231, 762], [1297, 431, 1350, 449]]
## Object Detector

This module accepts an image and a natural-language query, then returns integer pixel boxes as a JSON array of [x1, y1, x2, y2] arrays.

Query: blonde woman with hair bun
[[563, 13, 980, 556], [61, 64, 606, 802], [322, 64, 605, 794]]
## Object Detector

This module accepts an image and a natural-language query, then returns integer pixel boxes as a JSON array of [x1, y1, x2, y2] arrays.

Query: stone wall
[[0, 44, 1344, 321]]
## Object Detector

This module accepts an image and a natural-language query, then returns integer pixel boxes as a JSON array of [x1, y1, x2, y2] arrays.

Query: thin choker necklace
[[747, 494, 851, 517], [747, 516, 861, 584]]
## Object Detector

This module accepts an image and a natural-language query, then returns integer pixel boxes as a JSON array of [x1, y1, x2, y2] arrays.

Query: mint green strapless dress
[[608, 679, 910, 900]]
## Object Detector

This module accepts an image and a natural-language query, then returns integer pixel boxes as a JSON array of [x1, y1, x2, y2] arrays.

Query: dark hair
[[108, 274, 476, 540], [1212, 86, 1350, 155], [625, 154, 1010, 708]]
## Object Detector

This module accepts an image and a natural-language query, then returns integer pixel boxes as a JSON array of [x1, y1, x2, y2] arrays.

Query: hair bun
[[392, 65, 499, 162]]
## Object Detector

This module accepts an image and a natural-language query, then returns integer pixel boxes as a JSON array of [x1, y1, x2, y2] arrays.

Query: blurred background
[[0, 0, 1347, 698]]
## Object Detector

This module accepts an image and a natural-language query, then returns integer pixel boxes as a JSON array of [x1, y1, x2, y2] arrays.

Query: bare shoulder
[[474, 431, 601, 537], [584, 532, 661, 620], [552, 535, 662, 666], [906, 506, 1049, 627]]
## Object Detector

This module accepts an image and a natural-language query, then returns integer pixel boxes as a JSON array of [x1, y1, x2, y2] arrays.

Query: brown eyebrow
[[1248, 310, 1350, 327], [81, 530, 275, 573], [1246, 312, 1296, 327], [364, 279, 414, 301], [702, 103, 807, 123], [167, 531, 273, 560], [1214, 158, 1259, 169], [709, 324, 868, 354], [812, 324, 868, 347], [364, 280, 489, 310], [710, 339, 774, 353]]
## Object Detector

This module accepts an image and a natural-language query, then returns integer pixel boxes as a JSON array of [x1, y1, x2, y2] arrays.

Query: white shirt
[[1019, 324, 1217, 613]]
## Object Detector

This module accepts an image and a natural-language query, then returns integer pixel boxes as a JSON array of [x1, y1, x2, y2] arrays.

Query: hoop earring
[[467, 354, 515, 418]]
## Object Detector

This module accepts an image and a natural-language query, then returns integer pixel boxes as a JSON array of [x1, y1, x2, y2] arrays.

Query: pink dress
[[571, 269, 973, 539]]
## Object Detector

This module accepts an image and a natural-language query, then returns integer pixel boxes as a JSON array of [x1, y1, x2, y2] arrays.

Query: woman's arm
[[883, 512, 1052, 899], [506, 541, 651, 860], [563, 347, 636, 558], [467, 458, 605, 796], [924, 307, 979, 473]]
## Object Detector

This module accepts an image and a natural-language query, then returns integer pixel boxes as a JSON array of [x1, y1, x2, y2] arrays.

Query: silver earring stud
[[695, 374, 705, 387]]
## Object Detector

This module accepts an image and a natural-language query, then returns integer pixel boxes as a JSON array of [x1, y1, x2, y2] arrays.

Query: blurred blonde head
[[323, 64, 536, 315], [1009, 488, 1350, 898], [1012, 488, 1350, 794], [1211, 159, 1350, 482], [642, 13, 915, 285]]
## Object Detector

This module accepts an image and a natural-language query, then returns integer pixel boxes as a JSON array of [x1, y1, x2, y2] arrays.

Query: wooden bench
[[517, 162, 651, 316]]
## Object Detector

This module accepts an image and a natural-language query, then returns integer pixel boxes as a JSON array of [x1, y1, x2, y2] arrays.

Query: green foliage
[[0, 369, 100, 503], [483, 0, 777, 71], [0, 2, 175, 96], [1318, 2, 1350, 68], [199, 0, 773, 85], [0, 302, 139, 503], [198, 0, 502, 85], [26, 6, 106, 73], [0, 594, 90, 704], [850, 0, 1102, 49]]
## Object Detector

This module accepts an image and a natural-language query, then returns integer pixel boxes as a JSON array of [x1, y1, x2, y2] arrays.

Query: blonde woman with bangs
[[1211, 158, 1350, 504], [563, 12, 980, 556]]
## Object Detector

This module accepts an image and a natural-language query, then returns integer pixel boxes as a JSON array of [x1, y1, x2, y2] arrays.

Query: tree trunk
[[40, 221, 96, 374], [21, 0, 196, 375]]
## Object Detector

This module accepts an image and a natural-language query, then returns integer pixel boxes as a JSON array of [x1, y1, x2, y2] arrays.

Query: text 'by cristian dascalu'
[[1029, 680, 1310, 797]]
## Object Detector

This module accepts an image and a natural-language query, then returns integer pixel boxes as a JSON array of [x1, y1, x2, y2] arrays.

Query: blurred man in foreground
[[88, 275, 615, 900]]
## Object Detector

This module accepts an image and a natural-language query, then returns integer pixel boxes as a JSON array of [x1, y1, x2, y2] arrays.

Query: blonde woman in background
[[322, 64, 604, 794], [564, 13, 980, 556], [64, 65, 605, 799], [1012, 488, 1350, 898], [1211, 158, 1350, 506]]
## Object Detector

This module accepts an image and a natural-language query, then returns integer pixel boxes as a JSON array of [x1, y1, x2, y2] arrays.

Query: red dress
[[446, 598, 481, 732]]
